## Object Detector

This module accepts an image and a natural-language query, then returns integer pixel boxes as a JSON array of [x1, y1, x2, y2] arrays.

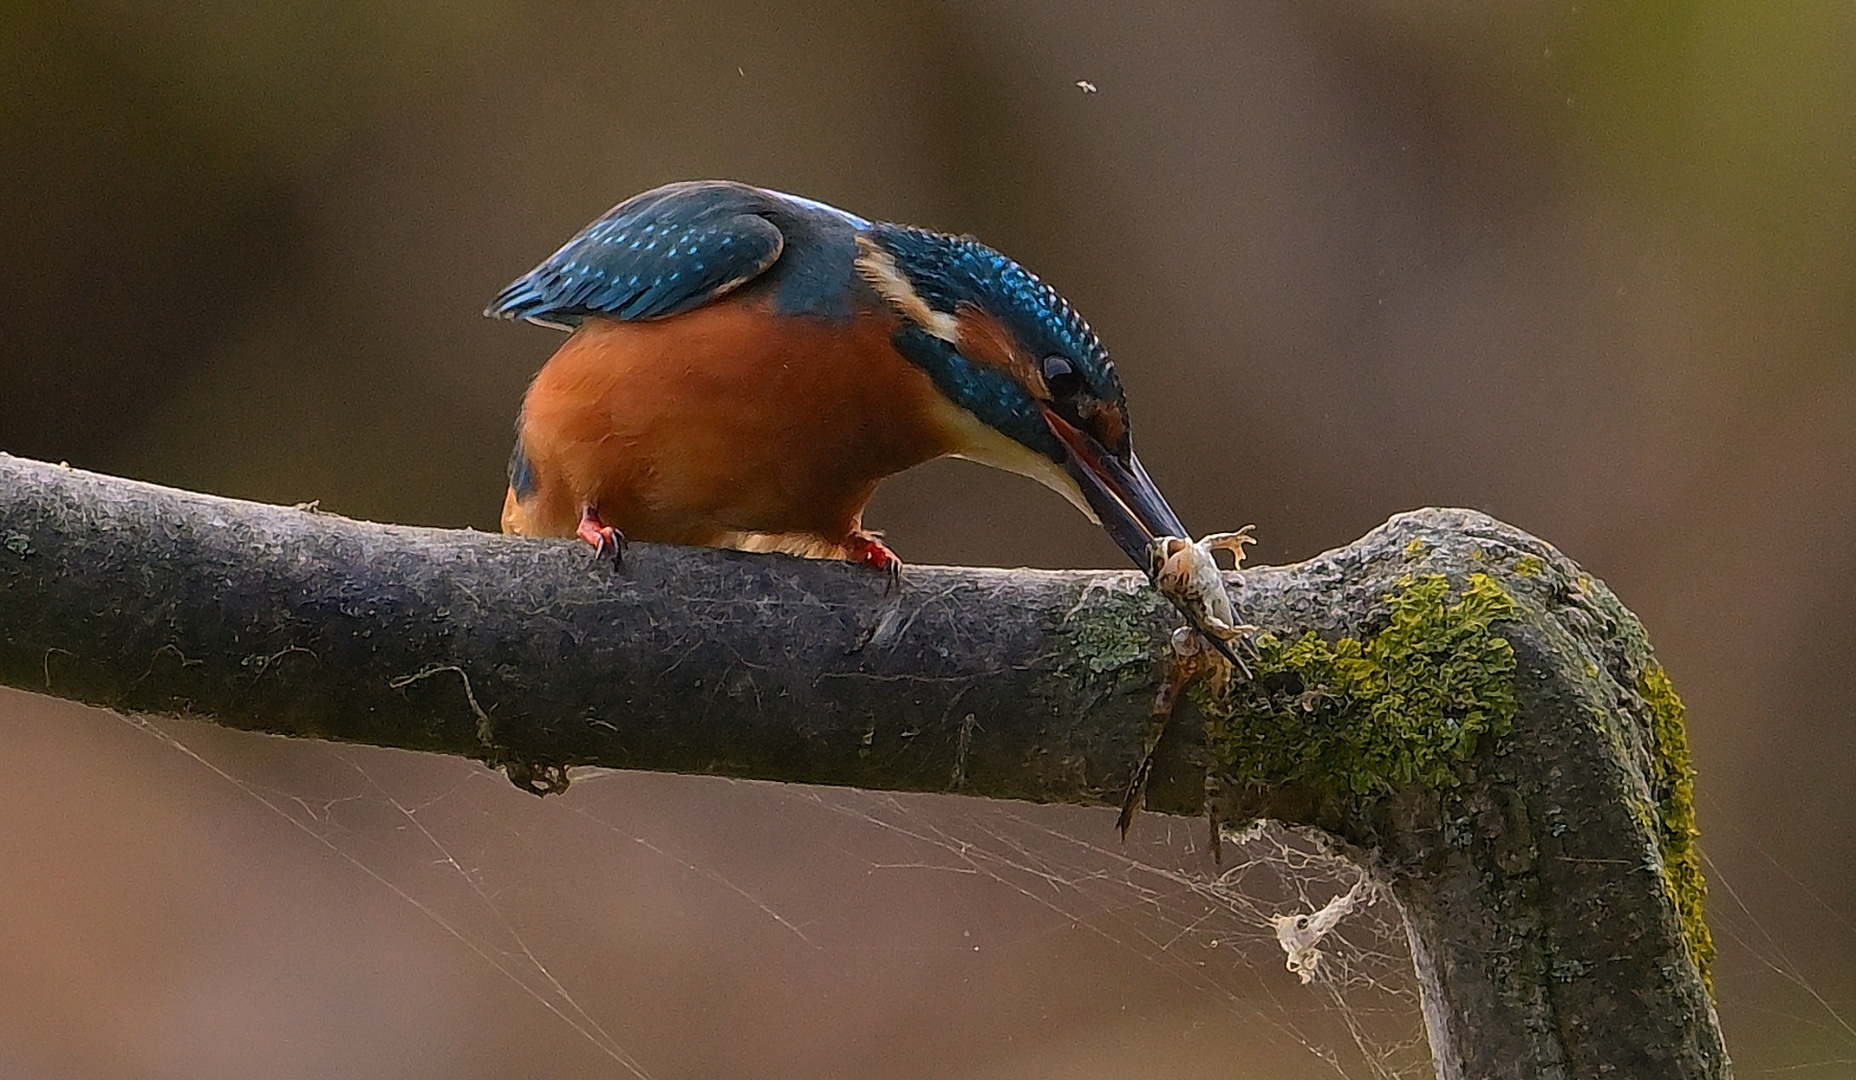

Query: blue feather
[[485, 183, 788, 326], [870, 226, 1124, 406], [868, 225, 1129, 448], [507, 441, 536, 500]]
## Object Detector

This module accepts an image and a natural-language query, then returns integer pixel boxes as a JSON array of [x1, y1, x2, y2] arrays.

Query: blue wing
[[485, 182, 787, 329]]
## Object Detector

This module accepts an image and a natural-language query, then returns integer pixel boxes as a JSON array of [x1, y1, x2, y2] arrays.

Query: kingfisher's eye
[[1042, 355, 1084, 398]]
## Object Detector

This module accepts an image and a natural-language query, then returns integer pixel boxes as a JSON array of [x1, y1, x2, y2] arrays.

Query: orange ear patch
[[953, 304, 1044, 391], [1085, 400, 1128, 454]]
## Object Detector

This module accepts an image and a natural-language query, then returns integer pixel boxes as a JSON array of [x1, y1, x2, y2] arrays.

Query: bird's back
[[487, 181, 873, 329]]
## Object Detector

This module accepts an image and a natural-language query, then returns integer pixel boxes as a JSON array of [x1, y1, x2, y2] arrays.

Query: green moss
[[1640, 661, 1716, 989], [1208, 573, 1520, 803]]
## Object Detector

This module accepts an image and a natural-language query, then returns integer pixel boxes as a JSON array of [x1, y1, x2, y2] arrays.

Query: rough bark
[[0, 453, 1728, 1078]]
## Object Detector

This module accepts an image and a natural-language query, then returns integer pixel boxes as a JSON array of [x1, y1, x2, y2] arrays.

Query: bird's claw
[[576, 507, 626, 564], [846, 531, 902, 591]]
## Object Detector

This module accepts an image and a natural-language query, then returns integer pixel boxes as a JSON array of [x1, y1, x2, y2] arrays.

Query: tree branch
[[0, 453, 1729, 1077]]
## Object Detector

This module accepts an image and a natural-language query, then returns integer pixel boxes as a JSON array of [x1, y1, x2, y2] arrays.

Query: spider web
[[109, 712, 1856, 1079], [768, 788, 1433, 1079], [115, 713, 1430, 1078]]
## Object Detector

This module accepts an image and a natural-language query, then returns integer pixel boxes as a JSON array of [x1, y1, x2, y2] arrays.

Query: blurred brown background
[[4, 1, 1854, 1077]]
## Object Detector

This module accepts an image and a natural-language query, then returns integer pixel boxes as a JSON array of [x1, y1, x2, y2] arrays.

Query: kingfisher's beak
[[1043, 407, 1252, 675], [1041, 408, 1187, 569]]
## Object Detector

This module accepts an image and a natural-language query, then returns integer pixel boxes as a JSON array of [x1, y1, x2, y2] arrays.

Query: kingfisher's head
[[855, 224, 1189, 568]]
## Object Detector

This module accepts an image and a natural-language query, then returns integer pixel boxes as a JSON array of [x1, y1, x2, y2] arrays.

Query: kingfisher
[[487, 181, 1223, 642]]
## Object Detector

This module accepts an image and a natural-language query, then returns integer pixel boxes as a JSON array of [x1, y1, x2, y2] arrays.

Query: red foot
[[845, 531, 902, 582], [576, 506, 625, 562]]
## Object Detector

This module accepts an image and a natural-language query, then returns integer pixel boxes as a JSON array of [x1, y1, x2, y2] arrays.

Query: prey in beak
[[1040, 407, 1254, 676]]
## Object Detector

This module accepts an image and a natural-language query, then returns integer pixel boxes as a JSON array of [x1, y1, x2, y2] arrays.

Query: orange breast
[[511, 303, 957, 549]]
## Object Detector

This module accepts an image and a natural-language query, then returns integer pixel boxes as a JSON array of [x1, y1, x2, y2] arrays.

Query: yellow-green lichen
[[1640, 661, 1715, 989], [1209, 573, 1520, 802], [1059, 584, 1163, 682], [1514, 555, 1544, 577]]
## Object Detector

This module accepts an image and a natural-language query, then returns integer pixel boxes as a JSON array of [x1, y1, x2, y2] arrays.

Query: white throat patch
[[927, 396, 1098, 523]]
